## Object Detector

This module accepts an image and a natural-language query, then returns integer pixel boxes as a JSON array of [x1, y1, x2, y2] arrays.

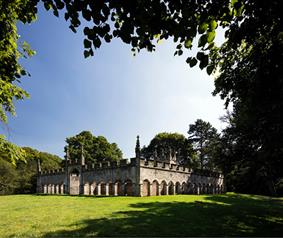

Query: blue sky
[[1, 5, 227, 159]]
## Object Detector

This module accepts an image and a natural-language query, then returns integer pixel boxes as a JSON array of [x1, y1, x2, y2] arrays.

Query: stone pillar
[[51, 185, 54, 194], [90, 184, 94, 195], [114, 183, 118, 196], [56, 185, 59, 194], [197, 186, 200, 195], [43, 185, 47, 194], [148, 183, 152, 196], [172, 185, 176, 195], [84, 184, 89, 195], [165, 184, 169, 195], [139, 183, 143, 196], [97, 184, 101, 196], [60, 184, 64, 194], [105, 183, 109, 196]]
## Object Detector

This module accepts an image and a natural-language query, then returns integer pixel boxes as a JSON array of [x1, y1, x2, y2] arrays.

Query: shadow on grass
[[42, 194, 283, 237]]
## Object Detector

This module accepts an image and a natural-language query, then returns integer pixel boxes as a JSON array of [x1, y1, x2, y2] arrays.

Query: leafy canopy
[[65, 130, 122, 163]]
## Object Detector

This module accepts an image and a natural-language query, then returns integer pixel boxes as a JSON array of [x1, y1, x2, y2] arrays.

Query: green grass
[[0, 193, 282, 237]]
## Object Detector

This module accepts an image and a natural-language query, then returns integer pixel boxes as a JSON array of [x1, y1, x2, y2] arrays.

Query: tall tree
[[141, 132, 195, 166], [188, 119, 220, 170], [65, 131, 122, 163]]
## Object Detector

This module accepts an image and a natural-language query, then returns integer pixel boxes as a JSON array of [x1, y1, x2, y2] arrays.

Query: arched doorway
[[151, 180, 159, 196], [109, 182, 114, 195], [175, 182, 181, 194], [116, 181, 123, 196], [69, 168, 80, 195], [182, 182, 187, 194], [142, 180, 150, 196], [168, 181, 174, 195], [160, 181, 167, 195], [100, 182, 106, 195], [125, 180, 133, 196]]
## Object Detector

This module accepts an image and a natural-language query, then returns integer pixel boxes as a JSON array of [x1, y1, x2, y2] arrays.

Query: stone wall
[[37, 157, 224, 196]]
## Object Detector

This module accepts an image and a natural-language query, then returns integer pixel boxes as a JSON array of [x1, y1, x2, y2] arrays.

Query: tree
[[141, 132, 195, 166], [188, 119, 220, 170], [65, 131, 122, 163], [1, 0, 283, 195], [14, 147, 62, 193], [0, 146, 62, 194]]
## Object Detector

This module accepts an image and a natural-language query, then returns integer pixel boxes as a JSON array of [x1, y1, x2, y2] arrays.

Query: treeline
[[0, 147, 62, 195]]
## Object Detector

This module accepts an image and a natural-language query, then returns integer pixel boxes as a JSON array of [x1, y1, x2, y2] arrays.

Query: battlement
[[39, 157, 222, 179], [139, 157, 192, 173], [39, 158, 139, 176]]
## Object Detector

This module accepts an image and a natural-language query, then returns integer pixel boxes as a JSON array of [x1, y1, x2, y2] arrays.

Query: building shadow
[[41, 194, 283, 237]]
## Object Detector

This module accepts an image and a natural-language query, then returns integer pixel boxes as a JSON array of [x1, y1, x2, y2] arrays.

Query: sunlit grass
[[0, 193, 282, 237]]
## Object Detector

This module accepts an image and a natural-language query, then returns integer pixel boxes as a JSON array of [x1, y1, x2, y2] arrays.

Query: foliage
[[141, 132, 195, 166], [0, 194, 282, 237], [65, 131, 122, 163], [0, 146, 61, 194], [14, 147, 62, 194], [0, 135, 26, 165], [0, 159, 18, 194], [188, 119, 220, 170], [0, 0, 36, 122]]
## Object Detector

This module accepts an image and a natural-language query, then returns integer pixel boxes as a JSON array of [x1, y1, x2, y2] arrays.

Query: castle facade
[[37, 137, 224, 196]]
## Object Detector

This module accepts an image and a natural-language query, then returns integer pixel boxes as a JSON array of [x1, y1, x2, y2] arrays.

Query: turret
[[65, 146, 70, 167], [37, 159, 41, 173], [81, 144, 85, 165], [135, 135, 141, 158]]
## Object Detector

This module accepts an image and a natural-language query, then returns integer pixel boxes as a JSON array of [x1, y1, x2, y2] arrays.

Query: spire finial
[[135, 135, 141, 158], [37, 159, 41, 173], [66, 146, 70, 160], [81, 144, 85, 165]]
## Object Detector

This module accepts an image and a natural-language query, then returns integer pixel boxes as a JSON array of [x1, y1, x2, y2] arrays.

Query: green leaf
[[198, 34, 207, 47], [207, 31, 216, 43], [185, 39, 192, 49], [209, 20, 218, 31], [198, 23, 208, 34], [84, 50, 90, 58]]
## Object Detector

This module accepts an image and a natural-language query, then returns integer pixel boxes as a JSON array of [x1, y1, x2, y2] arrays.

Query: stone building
[[37, 136, 224, 196]]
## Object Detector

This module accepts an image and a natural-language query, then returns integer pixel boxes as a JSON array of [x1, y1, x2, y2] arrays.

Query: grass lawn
[[0, 193, 282, 237]]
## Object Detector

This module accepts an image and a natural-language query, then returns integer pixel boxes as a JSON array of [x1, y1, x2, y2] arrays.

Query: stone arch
[[181, 182, 187, 194], [142, 179, 150, 196], [108, 182, 114, 196], [160, 180, 167, 195], [100, 182, 106, 195], [168, 181, 174, 195], [187, 182, 192, 194], [125, 179, 133, 196], [151, 180, 159, 196], [175, 182, 181, 194], [203, 184, 206, 194]]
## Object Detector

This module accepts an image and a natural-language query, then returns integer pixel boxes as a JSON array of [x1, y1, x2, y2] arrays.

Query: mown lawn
[[0, 193, 282, 237]]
